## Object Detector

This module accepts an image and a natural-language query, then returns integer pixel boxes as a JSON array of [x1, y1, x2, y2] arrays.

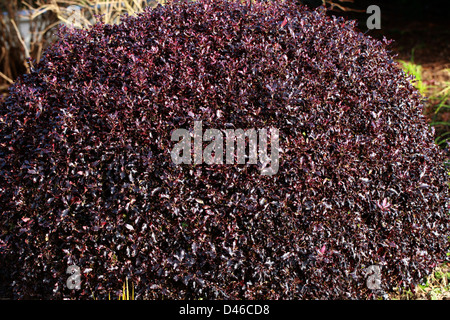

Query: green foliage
[[429, 70, 450, 149], [398, 59, 427, 96], [399, 54, 450, 150]]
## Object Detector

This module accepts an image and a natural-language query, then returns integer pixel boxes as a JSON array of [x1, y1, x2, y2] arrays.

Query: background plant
[[27, 0, 162, 28], [0, 0, 162, 99], [429, 70, 450, 151], [399, 53, 450, 151], [0, 0, 59, 98], [391, 262, 450, 300], [399, 61, 427, 96]]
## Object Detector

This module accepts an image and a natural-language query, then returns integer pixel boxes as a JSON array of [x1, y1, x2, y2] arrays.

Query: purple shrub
[[0, 0, 448, 299]]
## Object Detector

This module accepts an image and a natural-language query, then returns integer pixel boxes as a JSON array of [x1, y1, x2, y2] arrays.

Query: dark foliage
[[0, 0, 448, 299]]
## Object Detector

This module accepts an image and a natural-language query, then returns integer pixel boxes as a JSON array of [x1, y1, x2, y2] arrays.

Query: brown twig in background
[[0, 70, 14, 84], [322, 0, 365, 12], [10, 18, 32, 73]]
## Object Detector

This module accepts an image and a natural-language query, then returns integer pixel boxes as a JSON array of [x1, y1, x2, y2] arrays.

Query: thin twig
[[0, 71, 14, 84], [10, 19, 33, 73], [0, 84, 11, 91]]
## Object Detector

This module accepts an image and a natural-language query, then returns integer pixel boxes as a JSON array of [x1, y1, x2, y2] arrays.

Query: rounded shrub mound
[[0, 0, 448, 299]]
